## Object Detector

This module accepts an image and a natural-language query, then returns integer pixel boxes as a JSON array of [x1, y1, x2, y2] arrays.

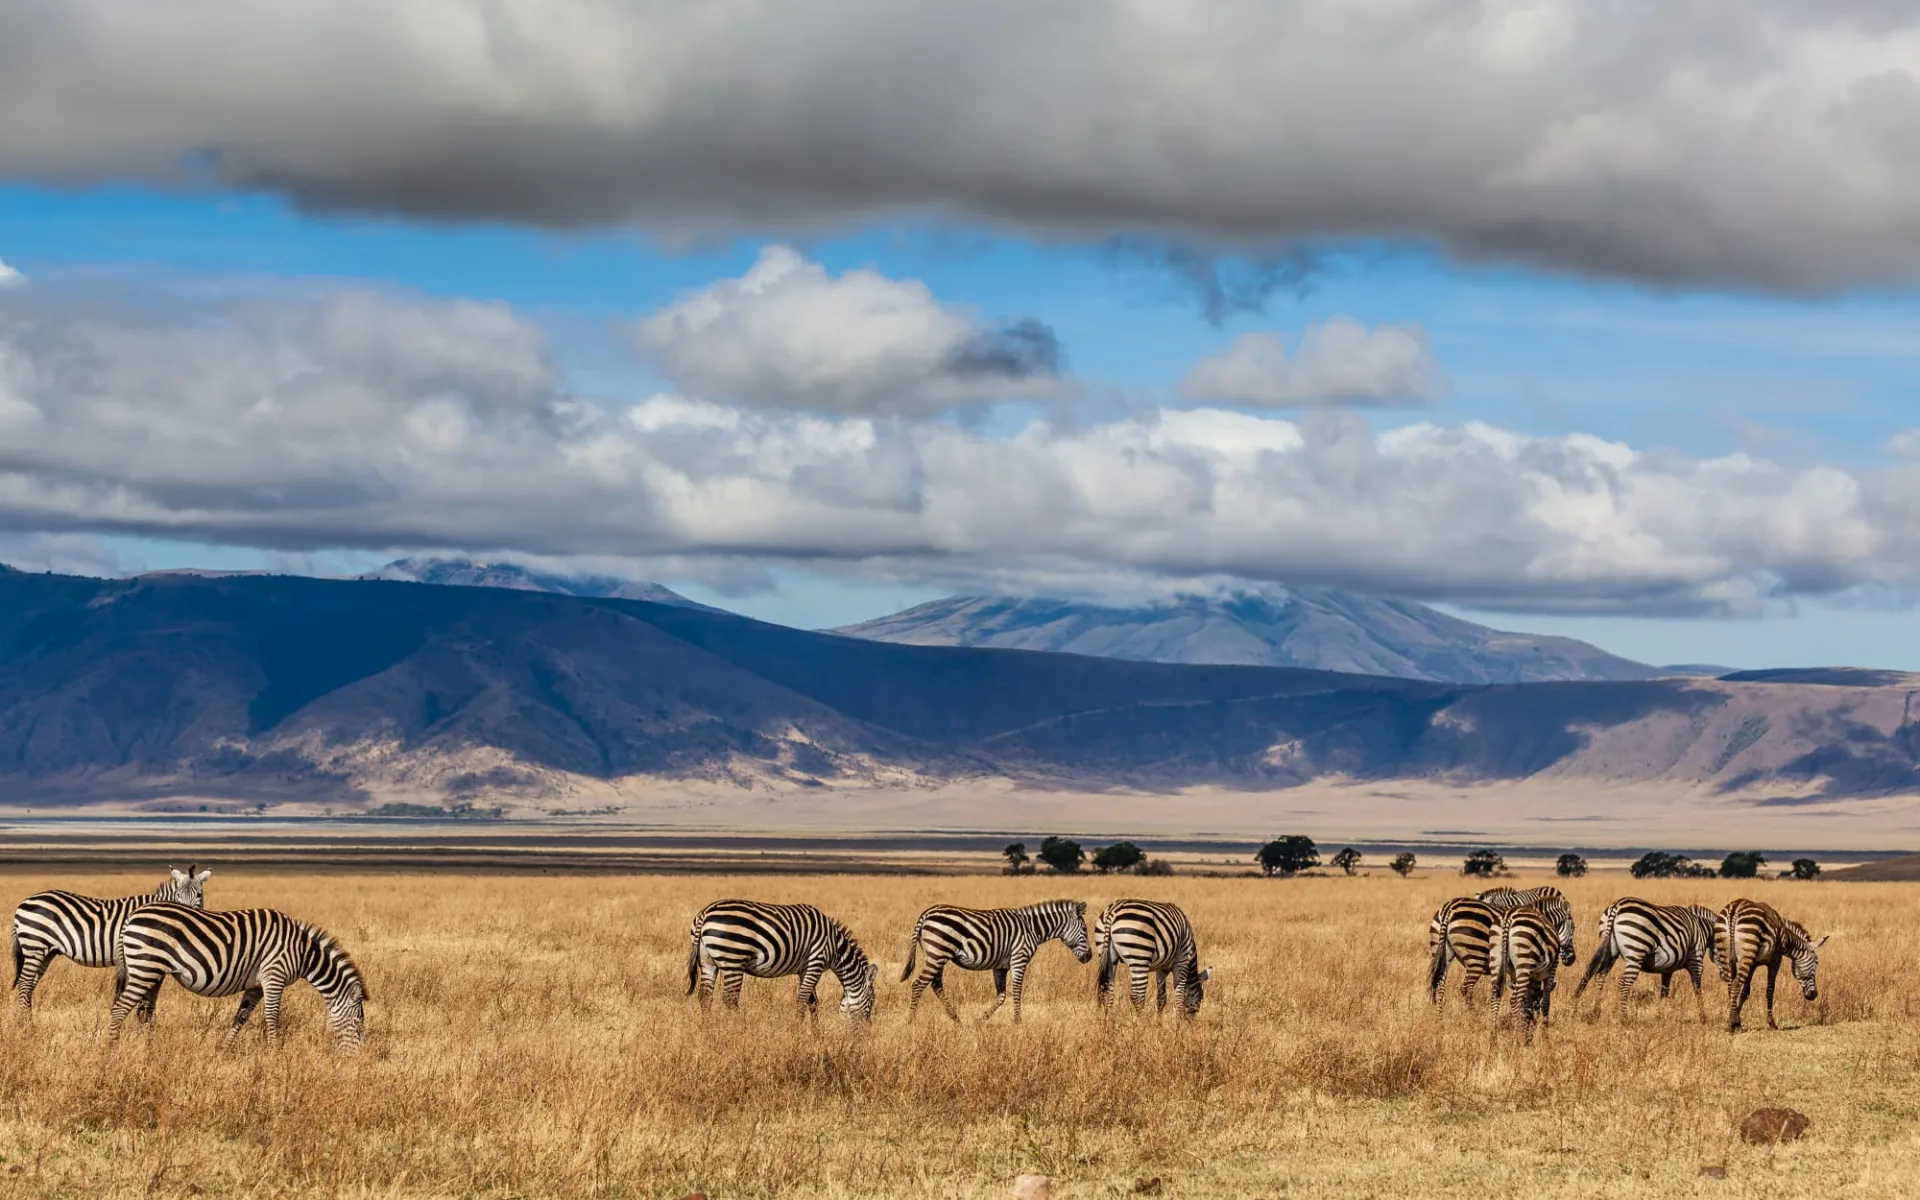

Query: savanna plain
[[0, 869, 1915, 1199]]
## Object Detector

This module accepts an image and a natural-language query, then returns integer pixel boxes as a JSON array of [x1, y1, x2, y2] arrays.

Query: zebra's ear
[[1814, 934, 1829, 948], [1196, 967, 1212, 982], [1075, 901, 1087, 914], [170, 867, 187, 882], [193, 867, 213, 883]]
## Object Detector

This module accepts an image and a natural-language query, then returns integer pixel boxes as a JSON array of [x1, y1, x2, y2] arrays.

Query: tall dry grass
[[0, 869, 1914, 1198]]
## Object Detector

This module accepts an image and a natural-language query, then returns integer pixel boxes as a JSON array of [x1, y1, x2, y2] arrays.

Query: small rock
[[1699, 1165, 1728, 1180], [1740, 1107, 1810, 1145], [1012, 1175, 1053, 1200], [1132, 1178, 1164, 1195]]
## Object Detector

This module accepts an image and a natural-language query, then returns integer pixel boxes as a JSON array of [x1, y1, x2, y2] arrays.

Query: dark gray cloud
[[945, 319, 1063, 381], [6, 1, 1920, 287]]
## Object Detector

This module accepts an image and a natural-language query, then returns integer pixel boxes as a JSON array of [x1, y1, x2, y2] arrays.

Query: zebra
[[108, 903, 368, 1051], [901, 900, 1090, 1023], [1572, 898, 1719, 1020], [1489, 905, 1561, 1040], [1718, 899, 1826, 1033], [1093, 899, 1209, 1018], [11, 865, 212, 1016], [1478, 885, 1577, 968], [1427, 897, 1499, 1006], [686, 900, 877, 1020]]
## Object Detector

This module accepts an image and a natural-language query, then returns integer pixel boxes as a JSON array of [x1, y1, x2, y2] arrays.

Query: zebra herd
[[1429, 884, 1827, 1039], [8, 870, 1827, 1052], [9, 867, 369, 1051], [689, 896, 1209, 1021]]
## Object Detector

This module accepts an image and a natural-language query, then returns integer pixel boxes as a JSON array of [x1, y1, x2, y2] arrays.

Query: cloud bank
[[1181, 320, 1447, 408], [7, 1, 1920, 287], [0, 278, 1915, 616], [634, 246, 1059, 414]]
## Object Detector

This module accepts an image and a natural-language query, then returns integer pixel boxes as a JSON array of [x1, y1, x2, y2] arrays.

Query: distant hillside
[[360, 557, 722, 611], [0, 569, 1911, 812], [832, 591, 1695, 684]]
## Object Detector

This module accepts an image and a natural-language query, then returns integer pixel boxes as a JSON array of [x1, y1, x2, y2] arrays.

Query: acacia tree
[[1256, 836, 1319, 877], [1786, 858, 1821, 880], [1556, 853, 1589, 878], [1038, 836, 1085, 873], [1389, 852, 1417, 878], [1092, 842, 1146, 874], [1462, 850, 1506, 878], [1002, 842, 1030, 874], [1630, 851, 1699, 879], [1720, 851, 1768, 879], [1331, 847, 1362, 876]]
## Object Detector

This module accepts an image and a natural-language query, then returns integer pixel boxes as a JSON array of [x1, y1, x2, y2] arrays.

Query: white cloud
[[0, 278, 1916, 616], [634, 246, 1059, 414], [0, 259, 22, 288], [1180, 319, 1447, 407], [8, 2, 1920, 286]]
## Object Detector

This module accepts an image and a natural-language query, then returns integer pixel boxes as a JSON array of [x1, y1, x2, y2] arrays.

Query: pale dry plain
[[0, 869, 1915, 1199]]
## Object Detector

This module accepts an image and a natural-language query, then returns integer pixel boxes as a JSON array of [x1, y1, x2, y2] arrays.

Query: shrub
[[1461, 850, 1506, 878], [1388, 852, 1417, 877], [1785, 858, 1821, 881], [1331, 848, 1362, 875], [1556, 853, 1588, 878], [1002, 842, 1030, 874], [1256, 836, 1319, 877]]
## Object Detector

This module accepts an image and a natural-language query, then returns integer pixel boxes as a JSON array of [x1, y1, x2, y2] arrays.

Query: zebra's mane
[[308, 924, 371, 1000], [1784, 919, 1813, 947]]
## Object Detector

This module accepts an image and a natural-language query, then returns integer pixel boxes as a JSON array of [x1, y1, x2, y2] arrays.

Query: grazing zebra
[[11, 865, 212, 1015], [1093, 899, 1209, 1018], [1490, 905, 1561, 1040], [1478, 885, 1577, 967], [109, 903, 368, 1051], [1573, 898, 1719, 1020], [1718, 899, 1826, 1033], [686, 900, 877, 1020], [901, 900, 1090, 1023], [1427, 897, 1499, 1006]]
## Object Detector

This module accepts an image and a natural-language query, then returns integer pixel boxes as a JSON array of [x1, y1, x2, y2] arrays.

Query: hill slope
[[359, 557, 722, 611], [0, 569, 1912, 810], [831, 591, 1688, 684]]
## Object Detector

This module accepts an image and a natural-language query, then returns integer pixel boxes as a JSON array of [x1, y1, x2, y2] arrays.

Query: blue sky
[[7, 1, 1920, 669], [6, 184, 1920, 666]]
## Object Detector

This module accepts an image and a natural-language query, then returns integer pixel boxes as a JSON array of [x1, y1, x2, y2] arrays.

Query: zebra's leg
[[982, 965, 1009, 1022], [906, 953, 937, 1022], [696, 956, 719, 1012], [1459, 962, 1485, 1010], [1657, 971, 1674, 1000], [12, 941, 52, 1014], [1728, 962, 1753, 1032], [1154, 971, 1168, 1013], [1006, 951, 1032, 1023], [259, 971, 289, 1044], [1763, 962, 1780, 1030], [1687, 962, 1707, 1022], [796, 963, 825, 1018], [720, 969, 745, 1010], [225, 986, 264, 1045], [106, 967, 163, 1045], [1616, 963, 1642, 1021], [1128, 963, 1150, 1014], [927, 964, 961, 1022]]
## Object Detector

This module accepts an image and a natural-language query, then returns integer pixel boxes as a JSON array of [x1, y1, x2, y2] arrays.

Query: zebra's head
[[305, 927, 368, 1051], [1181, 962, 1211, 1017], [1785, 922, 1827, 1002], [833, 934, 877, 1021], [1553, 908, 1577, 968], [1057, 900, 1092, 963], [161, 865, 212, 907]]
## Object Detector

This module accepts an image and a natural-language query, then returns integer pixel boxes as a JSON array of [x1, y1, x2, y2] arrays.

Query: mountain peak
[[831, 590, 1662, 684], [360, 557, 722, 611]]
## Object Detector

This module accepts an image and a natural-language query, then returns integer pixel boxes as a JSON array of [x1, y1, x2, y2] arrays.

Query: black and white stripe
[[1478, 885, 1577, 967], [1719, 898, 1825, 1032], [11, 865, 211, 1015], [1427, 897, 1498, 1006], [686, 900, 877, 1020], [902, 900, 1090, 1022], [109, 903, 368, 1051], [1093, 899, 1209, 1017], [1490, 905, 1561, 1039], [1573, 898, 1718, 1019]]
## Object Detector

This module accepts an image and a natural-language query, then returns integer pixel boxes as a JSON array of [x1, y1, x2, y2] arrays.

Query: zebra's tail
[[1573, 911, 1618, 997], [900, 911, 931, 982], [685, 918, 702, 996], [1426, 916, 1451, 1001], [7, 926, 19, 991]]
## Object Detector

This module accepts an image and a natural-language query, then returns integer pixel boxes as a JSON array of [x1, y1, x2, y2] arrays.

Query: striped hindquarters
[[1491, 906, 1561, 1031], [1095, 899, 1207, 1015], [1428, 898, 1498, 1002], [1480, 885, 1575, 966]]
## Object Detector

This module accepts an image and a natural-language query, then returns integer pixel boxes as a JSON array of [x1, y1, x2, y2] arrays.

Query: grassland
[[0, 869, 1914, 1198]]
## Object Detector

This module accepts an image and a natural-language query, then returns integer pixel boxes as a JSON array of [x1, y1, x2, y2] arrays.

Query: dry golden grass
[[0, 869, 1915, 1198]]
